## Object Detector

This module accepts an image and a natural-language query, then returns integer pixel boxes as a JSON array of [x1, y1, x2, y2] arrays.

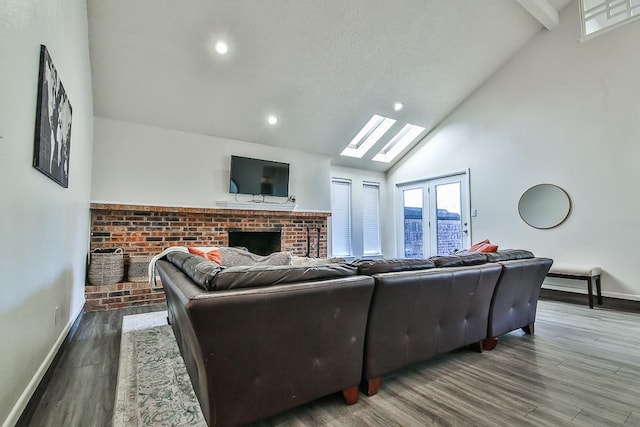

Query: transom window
[[580, 0, 640, 38]]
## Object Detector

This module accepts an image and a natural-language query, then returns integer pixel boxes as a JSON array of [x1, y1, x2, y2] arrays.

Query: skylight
[[341, 115, 396, 158], [372, 123, 425, 163]]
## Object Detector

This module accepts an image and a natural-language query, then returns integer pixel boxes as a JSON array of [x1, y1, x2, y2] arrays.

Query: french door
[[397, 173, 470, 258]]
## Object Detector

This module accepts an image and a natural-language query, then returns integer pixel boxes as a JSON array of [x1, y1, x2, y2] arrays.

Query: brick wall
[[84, 282, 166, 312], [86, 203, 330, 311]]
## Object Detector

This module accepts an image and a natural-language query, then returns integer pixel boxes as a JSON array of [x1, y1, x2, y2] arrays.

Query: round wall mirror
[[518, 184, 571, 229]]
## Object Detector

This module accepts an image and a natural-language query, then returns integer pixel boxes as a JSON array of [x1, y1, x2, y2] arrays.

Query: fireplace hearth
[[228, 230, 282, 256]]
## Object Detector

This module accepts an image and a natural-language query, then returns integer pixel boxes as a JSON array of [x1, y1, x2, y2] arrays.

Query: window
[[580, 0, 640, 38], [331, 178, 352, 257], [341, 115, 396, 158], [372, 124, 426, 163], [362, 182, 381, 255], [397, 172, 470, 258]]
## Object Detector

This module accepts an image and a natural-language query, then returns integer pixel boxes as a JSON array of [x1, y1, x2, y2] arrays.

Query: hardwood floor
[[22, 304, 166, 427], [22, 299, 640, 426]]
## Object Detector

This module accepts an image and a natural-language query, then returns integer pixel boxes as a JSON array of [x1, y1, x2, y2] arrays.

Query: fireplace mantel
[[216, 200, 296, 212], [90, 202, 330, 216]]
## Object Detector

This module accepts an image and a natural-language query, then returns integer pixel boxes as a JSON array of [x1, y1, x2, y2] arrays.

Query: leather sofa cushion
[[429, 252, 487, 267], [166, 252, 222, 290], [485, 249, 534, 262], [163, 252, 358, 291], [351, 258, 435, 275], [166, 251, 197, 270], [212, 263, 358, 291]]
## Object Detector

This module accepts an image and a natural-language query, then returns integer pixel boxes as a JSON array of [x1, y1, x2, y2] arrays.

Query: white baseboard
[[3, 303, 84, 427], [542, 284, 640, 302]]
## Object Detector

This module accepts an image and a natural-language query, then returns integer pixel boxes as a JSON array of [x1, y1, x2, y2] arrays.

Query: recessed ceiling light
[[215, 41, 229, 55], [393, 102, 404, 111], [267, 115, 278, 125]]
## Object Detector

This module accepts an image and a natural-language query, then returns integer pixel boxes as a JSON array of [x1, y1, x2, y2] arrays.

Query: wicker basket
[[88, 248, 124, 286], [127, 255, 152, 282]]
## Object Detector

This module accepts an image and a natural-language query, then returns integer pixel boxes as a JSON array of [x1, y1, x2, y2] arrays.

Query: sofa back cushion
[[211, 263, 358, 291], [166, 251, 195, 270], [166, 251, 222, 290], [351, 258, 435, 275], [429, 252, 487, 268], [485, 249, 534, 263], [163, 252, 357, 291]]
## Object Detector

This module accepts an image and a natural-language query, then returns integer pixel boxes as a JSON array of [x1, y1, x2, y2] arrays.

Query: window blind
[[331, 179, 352, 257], [363, 182, 381, 255]]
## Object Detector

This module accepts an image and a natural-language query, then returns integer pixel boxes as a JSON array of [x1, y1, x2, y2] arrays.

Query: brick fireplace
[[86, 203, 330, 311], [228, 230, 282, 255]]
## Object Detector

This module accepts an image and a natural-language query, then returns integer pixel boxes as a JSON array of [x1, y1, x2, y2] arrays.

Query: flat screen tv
[[229, 155, 290, 197]]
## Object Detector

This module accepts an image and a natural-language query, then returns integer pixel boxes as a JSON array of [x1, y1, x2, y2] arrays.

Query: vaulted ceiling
[[87, 0, 571, 172]]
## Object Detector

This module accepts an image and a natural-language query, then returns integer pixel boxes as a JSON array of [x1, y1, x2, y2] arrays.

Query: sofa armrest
[[487, 257, 553, 339]]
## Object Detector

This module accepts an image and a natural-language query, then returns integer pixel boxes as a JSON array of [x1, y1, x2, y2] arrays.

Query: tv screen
[[229, 155, 290, 197]]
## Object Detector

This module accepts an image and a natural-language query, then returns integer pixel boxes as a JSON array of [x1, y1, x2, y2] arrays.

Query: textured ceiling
[[87, 0, 571, 172]]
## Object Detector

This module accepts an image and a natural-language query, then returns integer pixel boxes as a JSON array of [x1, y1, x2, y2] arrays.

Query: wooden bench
[[546, 266, 602, 309]]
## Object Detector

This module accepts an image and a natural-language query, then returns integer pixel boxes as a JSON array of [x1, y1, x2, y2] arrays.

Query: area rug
[[113, 311, 206, 426]]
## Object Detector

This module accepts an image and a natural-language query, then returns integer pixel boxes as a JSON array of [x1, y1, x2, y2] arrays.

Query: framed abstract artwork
[[33, 45, 72, 188]]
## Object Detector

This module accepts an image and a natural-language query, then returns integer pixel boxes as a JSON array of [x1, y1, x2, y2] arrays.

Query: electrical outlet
[[54, 306, 60, 326]]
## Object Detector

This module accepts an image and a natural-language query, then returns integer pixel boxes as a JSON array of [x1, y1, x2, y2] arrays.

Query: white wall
[[91, 118, 331, 212], [0, 0, 94, 424], [330, 166, 388, 259], [387, 1, 640, 300]]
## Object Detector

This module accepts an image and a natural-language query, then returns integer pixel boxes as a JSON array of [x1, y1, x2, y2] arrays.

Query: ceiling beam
[[516, 0, 560, 30]]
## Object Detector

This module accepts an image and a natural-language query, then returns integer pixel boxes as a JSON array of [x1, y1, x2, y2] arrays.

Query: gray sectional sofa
[[155, 248, 552, 426]]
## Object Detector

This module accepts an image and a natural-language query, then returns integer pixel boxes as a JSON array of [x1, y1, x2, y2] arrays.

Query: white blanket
[[148, 246, 220, 285]]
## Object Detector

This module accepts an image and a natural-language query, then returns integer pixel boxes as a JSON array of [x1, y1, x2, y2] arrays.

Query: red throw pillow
[[469, 239, 490, 252], [468, 240, 498, 253], [477, 244, 498, 253], [188, 247, 223, 264]]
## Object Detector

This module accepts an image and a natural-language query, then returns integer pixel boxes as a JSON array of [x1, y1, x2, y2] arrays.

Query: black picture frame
[[33, 45, 72, 188]]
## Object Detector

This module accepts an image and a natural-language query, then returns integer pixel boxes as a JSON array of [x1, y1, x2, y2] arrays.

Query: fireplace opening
[[228, 230, 282, 256]]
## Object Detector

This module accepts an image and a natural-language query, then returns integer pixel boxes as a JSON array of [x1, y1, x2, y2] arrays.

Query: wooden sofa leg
[[364, 377, 381, 397], [483, 337, 499, 351], [521, 323, 535, 335], [342, 386, 359, 405], [469, 340, 484, 353]]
